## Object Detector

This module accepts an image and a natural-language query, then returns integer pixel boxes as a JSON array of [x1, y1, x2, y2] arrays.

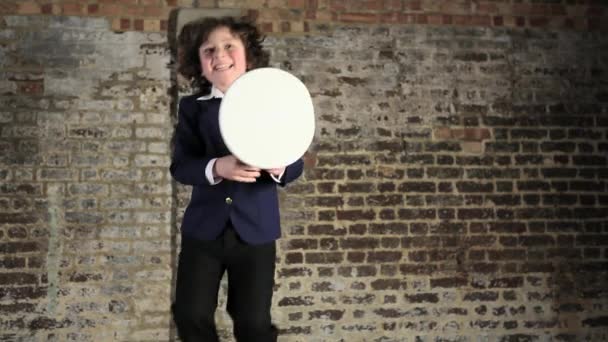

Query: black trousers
[[172, 224, 278, 342]]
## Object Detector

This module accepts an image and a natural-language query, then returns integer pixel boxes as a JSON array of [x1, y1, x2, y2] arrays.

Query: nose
[[213, 47, 226, 59]]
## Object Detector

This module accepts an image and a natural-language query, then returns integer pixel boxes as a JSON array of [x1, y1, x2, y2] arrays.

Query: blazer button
[[225, 197, 232, 205]]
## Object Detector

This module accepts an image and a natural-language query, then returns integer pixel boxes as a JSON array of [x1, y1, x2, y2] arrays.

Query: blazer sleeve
[[277, 158, 304, 187], [170, 97, 213, 186]]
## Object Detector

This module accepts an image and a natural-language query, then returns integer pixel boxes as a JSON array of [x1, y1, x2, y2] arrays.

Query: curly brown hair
[[178, 16, 270, 93]]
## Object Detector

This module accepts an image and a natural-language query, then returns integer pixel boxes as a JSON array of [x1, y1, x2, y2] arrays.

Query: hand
[[214, 155, 261, 183], [265, 167, 286, 177]]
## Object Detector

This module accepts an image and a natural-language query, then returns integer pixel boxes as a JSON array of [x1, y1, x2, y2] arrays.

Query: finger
[[238, 170, 261, 178], [238, 164, 261, 171], [234, 176, 257, 183]]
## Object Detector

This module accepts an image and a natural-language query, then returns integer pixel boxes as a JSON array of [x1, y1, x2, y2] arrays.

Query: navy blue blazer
[[170, 94, 304, 244]]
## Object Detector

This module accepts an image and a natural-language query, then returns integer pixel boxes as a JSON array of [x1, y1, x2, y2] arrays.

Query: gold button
[[225, 197, 232, 204]]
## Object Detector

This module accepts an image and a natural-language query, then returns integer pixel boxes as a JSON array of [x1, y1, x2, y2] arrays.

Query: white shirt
[[197, 86, 284, 184]]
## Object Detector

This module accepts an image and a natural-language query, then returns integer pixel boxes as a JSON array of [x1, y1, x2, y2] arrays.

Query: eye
[[202, 47, 214, 56], [225, 43, 233, 50]]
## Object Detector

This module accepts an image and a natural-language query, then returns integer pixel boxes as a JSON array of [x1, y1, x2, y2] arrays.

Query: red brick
[[124, 5, 144, 16], [406, 0, 421, 11], [99, 3, 121, 15], [88, 4, 99, 14], [416, 14, 428, 24], [339, 12, 378, 23], [551, 4, 567, 16], [62, 3, 83, 15], [455, 14, 476, 26], [329, 0, 346, 11], [478, 2, 498, 13], [144, 6, 163, 17], [427, 14, 442, 25], [289, 0, 307, 8], [134, 19, 144, 31], [41, 3, 53, 14], [17, 81, 44, 95], [398, 13, 416, 24], [18, 1, 40, 14], [471, 15, 492, 26], [117, 18, 130, 30], [530, 17, 549, 27]]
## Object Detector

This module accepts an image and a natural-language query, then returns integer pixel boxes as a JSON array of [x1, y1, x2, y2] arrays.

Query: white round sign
[[219, 67, 315, 169]]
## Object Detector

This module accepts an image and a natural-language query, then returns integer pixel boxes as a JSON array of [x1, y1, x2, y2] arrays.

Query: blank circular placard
[[219, 67, 315, 169]]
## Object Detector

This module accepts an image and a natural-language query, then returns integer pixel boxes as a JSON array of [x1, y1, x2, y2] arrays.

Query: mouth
[[213, 63, 233, 72]]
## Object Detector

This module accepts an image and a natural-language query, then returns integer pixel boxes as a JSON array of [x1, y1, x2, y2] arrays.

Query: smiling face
[[199, 26, 248, 93]]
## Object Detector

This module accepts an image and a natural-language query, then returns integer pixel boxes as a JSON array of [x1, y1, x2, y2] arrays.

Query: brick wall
[[2, 0, 608, 33], [2, 1, 608, 341], [1, 15, 173, 341]]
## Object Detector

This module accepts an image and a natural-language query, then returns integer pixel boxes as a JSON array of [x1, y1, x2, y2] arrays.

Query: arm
[[268, 158, 304, 187], [169, 98, 213, 186]]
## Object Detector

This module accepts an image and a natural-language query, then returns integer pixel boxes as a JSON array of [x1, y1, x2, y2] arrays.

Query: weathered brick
[[306, 168, 345, 180], [456, 181, 494, 193], [458, 208, 494, 220], [317, 155, 371, 166], [0, 273, 38, 285], [0, 242, 39, 254], [431, 277, 468, 288], [340, 238, 379, 250], [338, 183, 374, 193], [399, 264, 438, 275], [277, 267, 312, 278], [398, 182, 435, 192], [305, 252, 343, 264], [336, 209, 375, 221], [308, 309, 345, 321], [463, 291, 499, 302], [307, 224, 346, 235], [287, 239, 318, 250], [365, 194, 402, 206], [398, 209, 436, 220], [489, 249, 527, 261], [278, 296, 314, 307], [368, 222, 407, 235], [346, 252, 365, 263], [367, 251, 402, 263], [405, 293, 439, 303]]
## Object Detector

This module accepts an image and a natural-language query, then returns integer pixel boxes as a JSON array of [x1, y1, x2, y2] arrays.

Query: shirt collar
[[197, 86, 225, 101]]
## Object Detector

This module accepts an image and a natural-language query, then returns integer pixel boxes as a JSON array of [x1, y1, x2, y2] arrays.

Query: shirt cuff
[[269, 170, 284, 183], [205, 158, 222, 185]]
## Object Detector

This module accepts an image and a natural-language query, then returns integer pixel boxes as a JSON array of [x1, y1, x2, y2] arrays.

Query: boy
[[170, 16, 304, 342]]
